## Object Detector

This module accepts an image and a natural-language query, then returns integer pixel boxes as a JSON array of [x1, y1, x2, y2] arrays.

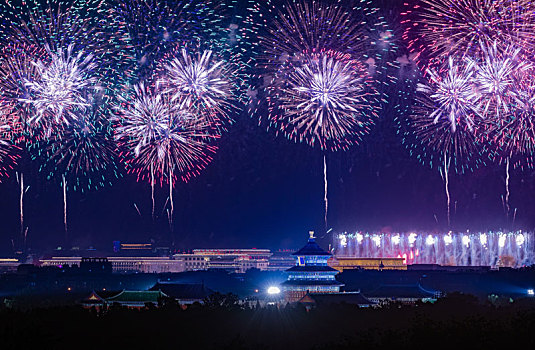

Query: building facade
[[329, 257, 407, 272], [40, 256, 185, 273], [282, 232, 344, 302], [174, 249, 272, 273]]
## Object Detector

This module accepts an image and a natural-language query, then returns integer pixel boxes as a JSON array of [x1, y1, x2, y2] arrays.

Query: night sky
[[1, 0, 535, 254]]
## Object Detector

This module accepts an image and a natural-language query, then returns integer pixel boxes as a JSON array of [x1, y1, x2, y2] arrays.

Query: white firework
[[21, 44, 98, 127], [417, 56, 481, 132], [159, 49, 236, 126], [277, 51, 375, 148], [114, 83, 216, 181], [474, 41, 531, 118], [115, 83, 170, 157]]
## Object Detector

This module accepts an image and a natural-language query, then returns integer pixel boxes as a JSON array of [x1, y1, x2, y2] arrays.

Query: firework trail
[[403, 56, 486, 226], [0, 0, 134, 243], [475, 44, 533, 218], [256, 0, 390, 230], [16, 173, 29, 249], [63, 174, 67, 242], [483, 70, 535, 219], [114, 83, 218, 227], [323, 155, 328, 230], [40, 109, 120, 237]]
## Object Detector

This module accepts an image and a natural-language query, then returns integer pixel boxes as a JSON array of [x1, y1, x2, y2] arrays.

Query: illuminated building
[[266, 250, 296, 271], [174, 249, 272, 273], [0, 258, 20, 273], [40, 256, 185, 273], [334, 231, 534, 267], [329, 257, 407, 271], [282, 232, 344, 302]]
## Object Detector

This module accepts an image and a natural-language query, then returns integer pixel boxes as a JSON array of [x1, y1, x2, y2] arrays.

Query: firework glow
[[20, 44, 98, 128], [159, 49, 238, 128], [114, 83, 217, 185]]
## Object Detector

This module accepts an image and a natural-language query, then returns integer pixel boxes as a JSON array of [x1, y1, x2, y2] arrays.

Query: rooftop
[[292, 231, 332, 257]]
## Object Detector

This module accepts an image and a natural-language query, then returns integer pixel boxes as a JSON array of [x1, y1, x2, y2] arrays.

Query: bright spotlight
[[528, 289, 534, 296], [267, 286, 281, 295], [408, 233, 417, 245], [392, 235, 400, 245], [426, 235, 435, 246], [444, 235, 453, 245]]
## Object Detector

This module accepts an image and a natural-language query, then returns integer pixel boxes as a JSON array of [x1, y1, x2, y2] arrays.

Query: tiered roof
[[292, 232, 332, 256]]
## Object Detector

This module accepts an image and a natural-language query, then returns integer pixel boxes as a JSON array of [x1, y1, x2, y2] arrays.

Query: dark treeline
[[1, 293, 534, 350]]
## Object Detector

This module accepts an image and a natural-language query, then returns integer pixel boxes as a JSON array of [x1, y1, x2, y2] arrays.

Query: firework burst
[[416, 56, 481, 133], [402, 0, 535, 70], [257, 0, 377, 73], [20, 44, 99, 129], [114, 83, 218, 184], [486, 73, 535, 170], [474, 41, 532, 119], [158, 48, 239, 129], [268, 50, 378, 150]]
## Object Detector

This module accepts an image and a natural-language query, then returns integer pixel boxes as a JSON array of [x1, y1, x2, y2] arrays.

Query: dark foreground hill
[[1, 293, 534, 350]]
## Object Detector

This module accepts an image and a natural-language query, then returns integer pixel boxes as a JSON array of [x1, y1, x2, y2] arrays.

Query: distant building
[[0, 258, 20, 273], [112, 242, 171, 257], [267, 251, 296, 271], [150, 282, 213, 304], [40, 256, 185, 273], [79, 258, 112, 274], [329, 257, 407, 272], [81, 290, 167, 309], [366, 283, 441, 304], [174, 248, 272, 273], [281, 232, 344, 302]]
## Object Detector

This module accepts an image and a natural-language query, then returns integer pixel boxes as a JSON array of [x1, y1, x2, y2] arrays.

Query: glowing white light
[[372, 235, 381, 247], [480, 233, 487, 246], [444, 235, 453, 245], [408, 233, 417, 245], [516, 234, 525, 246], [356, 233, 364, 244], [426, 235, 435, 246], [462, 235, 470, 247], [339, 234, 347, 247], [528, 289, 534, 296], [499, 234, 506, 248], [267, 286, 281, 295], [392, 235, 400, 245]]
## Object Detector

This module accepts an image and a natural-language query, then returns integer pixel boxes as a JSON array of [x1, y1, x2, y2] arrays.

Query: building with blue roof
[[282, 231, 344, 302]]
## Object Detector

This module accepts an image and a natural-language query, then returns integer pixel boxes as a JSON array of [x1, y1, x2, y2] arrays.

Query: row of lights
[[339, 233, 526, 248]]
